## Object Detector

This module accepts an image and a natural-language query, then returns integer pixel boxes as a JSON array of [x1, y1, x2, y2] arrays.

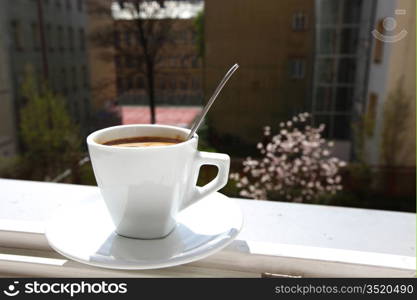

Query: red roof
[[121, 106, 202, 127]]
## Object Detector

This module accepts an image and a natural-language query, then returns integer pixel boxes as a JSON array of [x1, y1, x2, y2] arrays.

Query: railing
[[51, 157, 90, 183], [0, 179, 415, 277]]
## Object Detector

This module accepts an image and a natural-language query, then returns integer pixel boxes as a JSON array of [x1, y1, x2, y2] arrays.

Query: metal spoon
[[187, 63, 239, 140]]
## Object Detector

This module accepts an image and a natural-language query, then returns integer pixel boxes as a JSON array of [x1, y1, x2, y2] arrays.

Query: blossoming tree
[[230, 113, 346, 202]]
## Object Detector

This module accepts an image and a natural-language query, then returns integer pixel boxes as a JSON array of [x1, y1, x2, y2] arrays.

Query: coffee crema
[[102, 136, 184, 147]]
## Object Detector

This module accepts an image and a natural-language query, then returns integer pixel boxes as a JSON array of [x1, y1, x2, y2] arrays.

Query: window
[[116, 76, 124, 95], [124, 31, 131, 47], [337, 58, 356, 83], [114, 31, 120, 48], [181, 56, 188, 67], [58, 26, 64, 51], [192, 57, 199, 68], [135, 56, 141, 68], [136, 76, 145, 89], [332, 115, 351, 139], [31, 22, 40, 51], [77, 0, 83, 12], [159, 78, 166, 90], [340, 28, 359, 55], [68, 27, 74, 51], [335, 87, 353, 112], [61, 68, 67, 94], [125, 55, 132, 68], [292, 12, 308, 31], [180, 79, 187, 90], [114, 55, 121, 69], [82, 66, 89, 87], [343, 0, 362, 24], [169, 56, 176, 67], [313, 114, 331, 138], [11, 21, 23, 51], [317, 28, 337, 54], [170, 78, 176, 89], [83, 98, 90, 118], [73, 98, 79, 122], [126, 77, 133, 90], [288, 59, 305, 79], [316, 58, 336, 83], [314, 86, 333, 112], [50, 69, 58, 92], [46, 24, 53, 52], [79, 28, 85, 51], [71, 67, 77, 91], [192, 77, 200, 89]]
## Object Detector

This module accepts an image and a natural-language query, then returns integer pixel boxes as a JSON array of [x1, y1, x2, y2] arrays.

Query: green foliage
[[79, 162, 97, 186], [381, 80, 412, 166], [196, 123, 217, 152], [0, 155, 22, 178], [194, 10, 204, 58], [352, 112, 376, 164], [17, 67, 82, 181]]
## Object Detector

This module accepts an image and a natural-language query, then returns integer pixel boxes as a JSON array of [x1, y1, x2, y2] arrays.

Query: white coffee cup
[[87, 124, 230, 239]]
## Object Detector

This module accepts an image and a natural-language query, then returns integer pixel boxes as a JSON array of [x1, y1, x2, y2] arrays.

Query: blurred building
[[311, 0, 375, 159], [86, 0, 118, 109], [88, 0, 204, 109], [362, 0, 415, 168], [205, 0, 415, 168], [114, 18, 203, 106], [0, 0, 92, 143], [204, 0, 315, 152], [313, 0, 415, 166]]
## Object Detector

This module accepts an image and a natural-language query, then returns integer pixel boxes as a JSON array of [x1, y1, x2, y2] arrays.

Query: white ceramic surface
[[87, 124, 230, 239], [45, 192, 243, 270]]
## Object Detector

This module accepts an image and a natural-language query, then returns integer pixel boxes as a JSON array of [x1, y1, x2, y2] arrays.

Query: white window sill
[[0, 179, 415, 277]]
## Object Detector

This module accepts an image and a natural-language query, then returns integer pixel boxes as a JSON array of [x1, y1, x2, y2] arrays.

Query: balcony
[[0, 178, 415, 277]]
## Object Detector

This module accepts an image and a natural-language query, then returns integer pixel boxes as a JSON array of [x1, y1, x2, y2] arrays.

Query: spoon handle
[[187, 63, 240, 140]]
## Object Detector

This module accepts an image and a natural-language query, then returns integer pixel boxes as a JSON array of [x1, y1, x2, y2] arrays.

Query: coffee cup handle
[[181, 151, 230, 210]]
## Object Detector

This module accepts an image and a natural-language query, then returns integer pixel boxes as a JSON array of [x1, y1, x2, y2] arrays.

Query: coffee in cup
[[102, 136, 184, 148]]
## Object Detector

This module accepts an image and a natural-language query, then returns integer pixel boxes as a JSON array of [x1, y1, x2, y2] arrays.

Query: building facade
[[312, 0, 415, 165], [204, 0, 315, 151], [114, 18, 203, 106], [311, 0, 376, 160], [86, 0, 118, 109], [87, 0, 204, 109], [205, 0, 415, 167], [0, 0, 92, 142], [363, 0, 415, 167]]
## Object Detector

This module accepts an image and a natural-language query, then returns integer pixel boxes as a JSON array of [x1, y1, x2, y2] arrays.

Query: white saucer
[[45, 192, 243, 270]]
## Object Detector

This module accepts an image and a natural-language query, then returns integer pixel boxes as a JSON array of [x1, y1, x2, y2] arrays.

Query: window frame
[[0, 179, 414, 278], [288, 58, 306, 80], [292, 11, 308, 31], [11, 20, 23, 51]]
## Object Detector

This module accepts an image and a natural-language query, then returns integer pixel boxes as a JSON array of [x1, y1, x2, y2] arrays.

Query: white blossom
[[232, 112, 345, 202]]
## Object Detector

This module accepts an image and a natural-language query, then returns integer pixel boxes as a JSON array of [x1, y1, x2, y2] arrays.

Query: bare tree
[[88, 0, 176, 123]]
